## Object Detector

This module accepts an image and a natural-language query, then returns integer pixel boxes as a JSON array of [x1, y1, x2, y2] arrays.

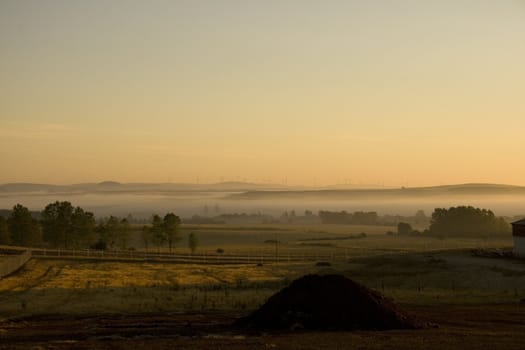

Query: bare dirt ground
[[1, 303, 525, 349]]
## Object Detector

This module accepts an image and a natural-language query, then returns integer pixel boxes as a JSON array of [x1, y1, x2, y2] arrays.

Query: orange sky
[[1, 1, 524, 186]]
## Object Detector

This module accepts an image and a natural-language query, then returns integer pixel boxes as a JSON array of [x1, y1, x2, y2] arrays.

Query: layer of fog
[[1, 192, 524, 219]]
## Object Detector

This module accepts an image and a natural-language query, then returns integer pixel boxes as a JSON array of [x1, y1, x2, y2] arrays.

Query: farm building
[[511, 219, 525, 257]]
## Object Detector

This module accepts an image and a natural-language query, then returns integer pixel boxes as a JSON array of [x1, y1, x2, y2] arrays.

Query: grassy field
[[133, 223, 403, 249], [0, 224, 523, 349], [130, 223, 513, 257], [0, 238, 521, 318]]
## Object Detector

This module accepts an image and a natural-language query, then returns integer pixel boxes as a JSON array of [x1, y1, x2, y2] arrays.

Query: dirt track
[[1, 304, 525, 349]]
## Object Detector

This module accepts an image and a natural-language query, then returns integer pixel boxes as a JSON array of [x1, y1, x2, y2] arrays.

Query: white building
[[512, 219, 525, 257]]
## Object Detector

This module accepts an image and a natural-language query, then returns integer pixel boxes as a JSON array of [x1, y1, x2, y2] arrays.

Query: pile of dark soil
[[236, 274, 422, 331]]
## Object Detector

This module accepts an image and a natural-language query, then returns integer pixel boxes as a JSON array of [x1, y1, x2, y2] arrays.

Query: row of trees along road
[[0, 202, 183, 251]]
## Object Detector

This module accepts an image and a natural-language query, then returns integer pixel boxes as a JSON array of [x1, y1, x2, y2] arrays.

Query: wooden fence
[[29, 247, 342, 264], [0, 250, 32, 278]]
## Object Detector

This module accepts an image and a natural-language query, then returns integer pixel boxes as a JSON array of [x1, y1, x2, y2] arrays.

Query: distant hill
[[2, 182, 525, 199], [0, 183, 66, 193], [0, 181, 290, 194], [227, 183, 525, 200], [97, 181, 122, 187]]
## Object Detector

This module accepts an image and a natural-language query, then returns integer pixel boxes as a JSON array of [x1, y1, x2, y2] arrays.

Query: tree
[[318, 210, 351, 224], [163, 213, 181, 252], [352, 211, 378, 225], [318, 210, 378, 225], [96, 216, 122, 249], [414, 210, 427, 225], [71, 207, 96, 247], [429, 206, 510, 238], [141, 225, 152, 251], [8, 204, 41, 246], [397, 222, 413, 235], [98, 216, 131, 250], [0, 216, 10, 245], [41, 201, 73, 248], [150, 214, 166, 251], [142, 213, 182, 252], [41, 201, 95, 248], [116, 218, 130, 249], [188, 232, 198, 254]]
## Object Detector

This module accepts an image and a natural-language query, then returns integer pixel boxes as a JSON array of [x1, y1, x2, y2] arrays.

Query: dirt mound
[[236, 274, 422, 330]]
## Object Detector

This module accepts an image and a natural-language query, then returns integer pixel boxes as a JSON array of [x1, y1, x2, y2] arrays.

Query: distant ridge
[[0, 181, 289, 194], [1, 182, 525, 198], [227, 183, 525, 200], [97, 181, 122, 186], [0, 183, 66, 192]]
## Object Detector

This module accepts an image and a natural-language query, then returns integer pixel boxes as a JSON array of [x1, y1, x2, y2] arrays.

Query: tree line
[[428, 206, 510, 237], [318, 211, 379, 225], [392, 206, 511, 238], [0, 202, 186, 251], [184, 209, 430, 226], [140, 213, 181, 252]]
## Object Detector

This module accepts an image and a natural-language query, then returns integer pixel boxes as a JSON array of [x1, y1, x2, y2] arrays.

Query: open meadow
[[1, 224, 524, 349]]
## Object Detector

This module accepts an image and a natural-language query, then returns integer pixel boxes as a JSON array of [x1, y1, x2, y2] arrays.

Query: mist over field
[[1, 182, 524, 219]]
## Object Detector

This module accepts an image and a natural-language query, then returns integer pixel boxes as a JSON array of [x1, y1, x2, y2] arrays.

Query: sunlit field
[[0, 258, 311, 318]]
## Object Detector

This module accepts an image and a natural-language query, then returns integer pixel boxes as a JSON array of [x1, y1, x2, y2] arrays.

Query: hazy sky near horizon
[[1, 1, 524, 186]]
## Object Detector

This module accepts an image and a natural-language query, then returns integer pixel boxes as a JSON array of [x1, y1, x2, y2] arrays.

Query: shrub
[[397, 222, 413, 235]]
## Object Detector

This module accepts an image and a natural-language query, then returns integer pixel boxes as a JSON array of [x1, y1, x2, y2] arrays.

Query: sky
[[1, 0, 524, 187]]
